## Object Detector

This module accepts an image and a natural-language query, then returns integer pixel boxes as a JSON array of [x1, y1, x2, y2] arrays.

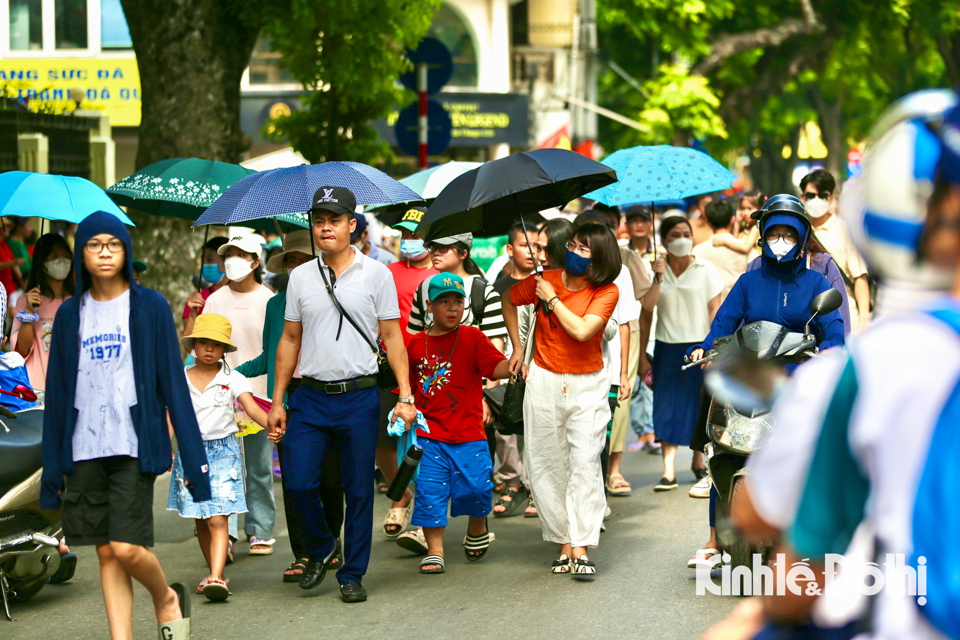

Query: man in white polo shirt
[[268, 186, 416, 603]]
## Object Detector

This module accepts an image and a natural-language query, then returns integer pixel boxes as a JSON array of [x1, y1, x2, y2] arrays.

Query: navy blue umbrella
[[194, 162, 422, 229], [415, 149, 617, 241]]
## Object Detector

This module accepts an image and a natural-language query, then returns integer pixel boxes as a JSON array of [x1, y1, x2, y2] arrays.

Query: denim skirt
[[167, 435, 247, 519]]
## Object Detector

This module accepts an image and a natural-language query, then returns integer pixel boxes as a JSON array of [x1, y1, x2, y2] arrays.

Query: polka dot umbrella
[[583, 145, 736, 206]]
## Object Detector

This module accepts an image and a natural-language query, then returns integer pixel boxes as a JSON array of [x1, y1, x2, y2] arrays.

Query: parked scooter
[[0, 384, 68, 622], [684, 288, 843, 569]]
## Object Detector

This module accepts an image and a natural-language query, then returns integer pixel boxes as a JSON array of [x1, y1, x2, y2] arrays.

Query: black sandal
[[325, 539, 343, 570], [573, 554, 596, 580], [492, 485, 529, 518], [463, 521, 493, 561], [283, 559, 309, 583]]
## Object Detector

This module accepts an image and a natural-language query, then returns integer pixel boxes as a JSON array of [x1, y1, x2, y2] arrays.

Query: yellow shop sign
[[0, 59, 142, 126]]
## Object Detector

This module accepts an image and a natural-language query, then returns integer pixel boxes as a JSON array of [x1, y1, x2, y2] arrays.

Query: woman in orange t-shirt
[[503, 222, 620, 579]]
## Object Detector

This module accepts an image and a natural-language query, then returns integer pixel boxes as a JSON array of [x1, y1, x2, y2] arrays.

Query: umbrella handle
[[197, 224, 210, 292], [515, 195, 543, 276]]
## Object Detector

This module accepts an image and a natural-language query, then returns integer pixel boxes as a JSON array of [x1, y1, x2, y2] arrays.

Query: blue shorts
[[411, 438, 492, 528]]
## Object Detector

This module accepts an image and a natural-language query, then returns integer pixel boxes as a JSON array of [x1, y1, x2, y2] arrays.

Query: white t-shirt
[[185, 364, 253, 441], [201, 284, 274, 400], [603, 265, 641, 384], [72, 290, 138, 462], [654, 256, 724, 344], [285, 247, 400, 381]]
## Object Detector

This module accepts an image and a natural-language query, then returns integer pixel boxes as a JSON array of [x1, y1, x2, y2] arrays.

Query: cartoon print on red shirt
[[417, 354, 453, 397]]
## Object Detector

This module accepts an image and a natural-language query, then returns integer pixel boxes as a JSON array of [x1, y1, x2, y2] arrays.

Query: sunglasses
[[801, 191, 831, 202]]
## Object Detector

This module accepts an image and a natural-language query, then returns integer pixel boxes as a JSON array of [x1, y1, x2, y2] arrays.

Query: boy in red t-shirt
[[406, 273, 511, 574]]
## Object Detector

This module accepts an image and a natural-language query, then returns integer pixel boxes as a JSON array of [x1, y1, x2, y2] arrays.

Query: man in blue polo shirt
[[268, 186, 416, 603]]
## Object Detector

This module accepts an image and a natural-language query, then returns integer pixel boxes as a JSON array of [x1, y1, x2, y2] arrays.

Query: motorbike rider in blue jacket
[[689, 194, 845, 364]]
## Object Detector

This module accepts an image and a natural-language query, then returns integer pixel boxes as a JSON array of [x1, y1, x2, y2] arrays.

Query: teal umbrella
[[0, 171, 134, 225], [107, 158, 257, 220]]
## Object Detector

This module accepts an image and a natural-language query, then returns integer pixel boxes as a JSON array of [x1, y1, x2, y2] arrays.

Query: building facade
[[1, 0, 584, 181]]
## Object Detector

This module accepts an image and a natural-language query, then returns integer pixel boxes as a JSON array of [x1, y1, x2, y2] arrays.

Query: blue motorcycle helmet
[[751, 194, 812, 264]]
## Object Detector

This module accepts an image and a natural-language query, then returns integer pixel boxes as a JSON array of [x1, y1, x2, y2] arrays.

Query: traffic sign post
[[418, 62, 429, 169], [395, 100, 452, 158], [399, 38, 454, 165]]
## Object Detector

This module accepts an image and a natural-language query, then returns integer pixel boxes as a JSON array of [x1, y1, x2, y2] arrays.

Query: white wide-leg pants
[[523, 363, 610, 548]]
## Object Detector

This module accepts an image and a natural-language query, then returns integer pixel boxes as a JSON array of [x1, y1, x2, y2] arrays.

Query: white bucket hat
[[266, 230, 315, 274]]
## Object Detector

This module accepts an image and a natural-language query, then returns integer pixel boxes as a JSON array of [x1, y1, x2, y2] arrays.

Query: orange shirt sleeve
[[584, 283, 619, 324], [510, 273, 537, 307]]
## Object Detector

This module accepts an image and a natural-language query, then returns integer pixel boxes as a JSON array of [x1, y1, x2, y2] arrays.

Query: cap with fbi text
[[392, 206, 427, 233]]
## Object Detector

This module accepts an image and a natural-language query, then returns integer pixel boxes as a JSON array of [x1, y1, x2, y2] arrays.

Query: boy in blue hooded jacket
[[41, 211, 209, 639]]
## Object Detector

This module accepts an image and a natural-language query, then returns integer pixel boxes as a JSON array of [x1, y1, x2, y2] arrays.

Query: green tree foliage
[[597, 0, 960, 192], [260, 0, 440, 163]]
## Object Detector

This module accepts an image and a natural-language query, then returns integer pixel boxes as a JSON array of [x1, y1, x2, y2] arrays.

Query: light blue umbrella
[[0, 171, 134, 225], [584, 145, 736, 206]]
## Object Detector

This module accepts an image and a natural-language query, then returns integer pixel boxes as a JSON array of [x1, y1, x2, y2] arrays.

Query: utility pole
[[570, 0, 598, 147]]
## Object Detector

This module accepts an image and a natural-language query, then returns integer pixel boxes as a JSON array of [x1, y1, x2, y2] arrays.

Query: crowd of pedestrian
[[22, 160, 885, 640]]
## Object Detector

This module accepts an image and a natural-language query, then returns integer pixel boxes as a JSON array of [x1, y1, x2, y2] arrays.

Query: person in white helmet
[[702, 89, 960, 640]]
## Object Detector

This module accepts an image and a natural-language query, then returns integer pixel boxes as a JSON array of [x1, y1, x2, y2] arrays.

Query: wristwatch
[[547, 296, 560, 311], [397, 396, 415, 405]]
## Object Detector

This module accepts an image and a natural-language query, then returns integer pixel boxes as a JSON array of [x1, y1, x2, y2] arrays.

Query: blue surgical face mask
[[201, 263, 223, 284], [400, 239, 426, 258], [565, 250, 592, 277]]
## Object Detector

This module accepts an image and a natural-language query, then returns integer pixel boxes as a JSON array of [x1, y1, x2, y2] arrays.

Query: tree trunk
[[121, 0, 259, 169], [810, 87, 845, 181]]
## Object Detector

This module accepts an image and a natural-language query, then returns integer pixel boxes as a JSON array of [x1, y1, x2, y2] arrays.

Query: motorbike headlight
[[716, 412, 774, 454]]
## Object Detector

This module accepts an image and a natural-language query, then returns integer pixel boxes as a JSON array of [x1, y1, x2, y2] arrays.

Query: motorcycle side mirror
[[806, 288, 843, 334], [12, 385, 37, 403], [810, 288, 843, 316]]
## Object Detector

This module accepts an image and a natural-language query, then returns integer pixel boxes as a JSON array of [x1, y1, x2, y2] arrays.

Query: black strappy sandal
[[492, 485, 529, 518]]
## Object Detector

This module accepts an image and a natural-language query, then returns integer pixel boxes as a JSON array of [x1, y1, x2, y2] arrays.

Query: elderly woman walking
[[502, 222, 621, 578]]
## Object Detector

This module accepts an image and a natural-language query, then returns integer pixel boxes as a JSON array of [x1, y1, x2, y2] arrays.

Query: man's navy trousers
[[283, 384, 379, 584]]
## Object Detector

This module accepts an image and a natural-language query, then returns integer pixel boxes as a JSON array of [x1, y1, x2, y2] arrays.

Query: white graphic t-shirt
[[72, 290, 139, 462]]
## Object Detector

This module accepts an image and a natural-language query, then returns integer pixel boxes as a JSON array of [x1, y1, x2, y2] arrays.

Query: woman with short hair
[[503, 222, 621, 578]]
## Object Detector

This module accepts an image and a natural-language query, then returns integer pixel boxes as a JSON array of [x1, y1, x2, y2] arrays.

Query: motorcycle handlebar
[[682, 351, 716, 371], [0, 406, 17, 420]]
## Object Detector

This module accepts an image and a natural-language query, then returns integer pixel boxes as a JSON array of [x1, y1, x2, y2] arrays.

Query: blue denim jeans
[[630, 376, 655, 436]]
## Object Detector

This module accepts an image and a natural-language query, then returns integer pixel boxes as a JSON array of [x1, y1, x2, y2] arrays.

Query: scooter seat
[[0, 408, 43, 491]]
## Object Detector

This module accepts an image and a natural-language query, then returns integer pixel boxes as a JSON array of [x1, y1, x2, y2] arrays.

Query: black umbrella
[[414, 149, 617, 241]]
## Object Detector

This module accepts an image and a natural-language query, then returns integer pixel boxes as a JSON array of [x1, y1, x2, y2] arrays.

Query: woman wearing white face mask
[[12, 233, 75, 391], [639, 213, 723, 491], [201, 233, 280, 555]]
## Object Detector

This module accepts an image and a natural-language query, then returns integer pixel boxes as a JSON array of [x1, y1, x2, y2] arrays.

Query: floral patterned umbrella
[[107, 158, 259, 222]]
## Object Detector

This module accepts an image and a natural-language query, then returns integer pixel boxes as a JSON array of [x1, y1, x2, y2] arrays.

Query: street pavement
[[5, 446, 738, 639]]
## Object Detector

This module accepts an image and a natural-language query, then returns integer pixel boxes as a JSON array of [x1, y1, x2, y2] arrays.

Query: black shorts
[[377, 387, 399, 448], [62, 456, 156, 547]]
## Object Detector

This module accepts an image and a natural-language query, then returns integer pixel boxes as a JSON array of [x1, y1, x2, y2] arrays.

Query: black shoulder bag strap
[[317, 258, 379, 357]]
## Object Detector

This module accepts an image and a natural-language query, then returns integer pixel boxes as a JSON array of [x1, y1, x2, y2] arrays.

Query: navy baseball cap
[[623, 204, 652, 220], [311, 186, 357, 217], [350, 213, 368, 241]]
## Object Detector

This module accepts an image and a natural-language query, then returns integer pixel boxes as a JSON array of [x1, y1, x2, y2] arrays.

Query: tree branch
[[716, 37, 834, 124], [691, 0, 824, 76]]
